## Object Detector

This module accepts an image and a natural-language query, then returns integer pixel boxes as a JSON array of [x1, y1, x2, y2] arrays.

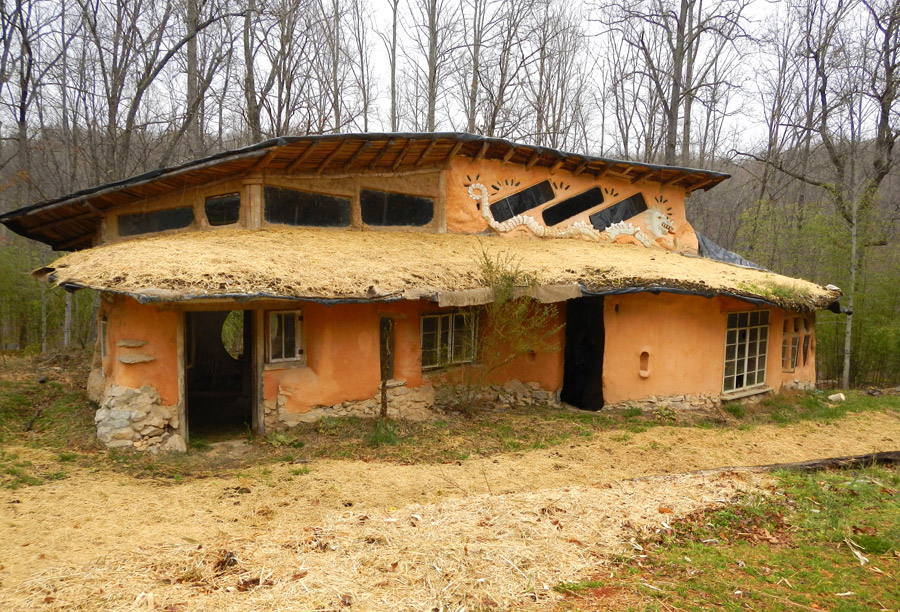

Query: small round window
[[221, 311, 244, 360]]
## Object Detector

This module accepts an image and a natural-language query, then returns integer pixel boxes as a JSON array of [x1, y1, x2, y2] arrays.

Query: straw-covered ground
[[2, 406, 899, 611]]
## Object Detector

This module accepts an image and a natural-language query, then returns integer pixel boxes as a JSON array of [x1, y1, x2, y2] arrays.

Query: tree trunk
[[243, 0, 261, 141]]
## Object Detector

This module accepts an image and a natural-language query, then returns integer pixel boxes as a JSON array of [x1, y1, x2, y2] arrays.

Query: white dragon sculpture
[[467, 182, 676, 247]]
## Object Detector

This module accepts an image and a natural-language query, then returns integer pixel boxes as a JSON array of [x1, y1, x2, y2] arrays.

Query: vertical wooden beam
[[242, 176, 264, 229], [254, 309, 266, 436], [176, 311, 188, 443]]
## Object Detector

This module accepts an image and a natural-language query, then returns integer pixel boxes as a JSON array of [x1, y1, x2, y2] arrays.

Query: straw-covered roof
[[37, 227, 840, 311], [0, 133, 728, 251]]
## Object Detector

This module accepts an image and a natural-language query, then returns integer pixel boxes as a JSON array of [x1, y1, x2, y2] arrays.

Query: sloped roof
[[35, 227, 839, 311], [0, 133, 729, 251]]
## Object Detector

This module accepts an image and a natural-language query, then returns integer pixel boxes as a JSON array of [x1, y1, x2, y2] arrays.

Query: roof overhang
[[35, 227, 841, 312], [1, 133, 730, 252]]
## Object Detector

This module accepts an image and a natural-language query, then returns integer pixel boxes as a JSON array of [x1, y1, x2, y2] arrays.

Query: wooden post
[[176, 311, 188, 442], [254, 309, 266, 435], [243, 176, 264, 229]]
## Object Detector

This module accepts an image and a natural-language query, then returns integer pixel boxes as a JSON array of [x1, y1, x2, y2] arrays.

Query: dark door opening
[[561, 296, 605, 410], [185, 311, 254, 437]]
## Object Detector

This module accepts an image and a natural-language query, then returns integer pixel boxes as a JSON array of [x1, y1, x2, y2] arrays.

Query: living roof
[[0, 133, 729, 251], [36, 227, 839, 311]]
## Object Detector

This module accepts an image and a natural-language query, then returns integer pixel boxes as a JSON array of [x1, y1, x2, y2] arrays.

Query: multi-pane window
[[420, 312, 476, 370], [268, 310, 304, 363], [723, 310, 769, 392]]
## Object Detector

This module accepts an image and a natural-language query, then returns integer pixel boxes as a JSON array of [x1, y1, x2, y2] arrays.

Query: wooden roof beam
[[251, 148, 281, 171], [548, 157, 567, 175], [445, 140, 464, 162], [501, 145, 518, 166], [686, 176, 717, 191], [57, 233, 93, 251], [525, 148, 543, 170], [629, 167, 656, 183], [316, 141, 347, 174], [40, 208, 100, 232], [573, 159, 589, 175], [342, 141, 372, 170], [285, 141, 320, 172], [414, 139, 439, 167], [367, 139, 396, 169], [594, 163, 612, 179], [392, 138, 416, 170], [473, 141, 490, 161]]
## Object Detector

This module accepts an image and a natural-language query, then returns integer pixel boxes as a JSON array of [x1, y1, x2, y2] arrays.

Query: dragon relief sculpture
[[467, 182, 677, 248]]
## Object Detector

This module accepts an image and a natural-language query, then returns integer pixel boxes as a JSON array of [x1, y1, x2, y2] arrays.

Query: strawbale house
[[0, 133, 843, 451]]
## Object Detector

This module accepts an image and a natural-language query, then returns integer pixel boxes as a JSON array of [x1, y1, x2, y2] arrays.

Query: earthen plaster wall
[[264, 300, 564, 416], [602, 293, 816, 405], [100, 295, 179, 405], [443, 158, 700, 252]]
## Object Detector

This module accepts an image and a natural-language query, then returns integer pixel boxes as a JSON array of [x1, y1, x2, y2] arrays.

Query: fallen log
[[755, 450, 900, 472]]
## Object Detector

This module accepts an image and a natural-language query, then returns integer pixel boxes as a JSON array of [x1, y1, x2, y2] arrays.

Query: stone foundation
[[95, 384, 185, 453], [268, 379, 559, 430], [604, 393, 722, 413]]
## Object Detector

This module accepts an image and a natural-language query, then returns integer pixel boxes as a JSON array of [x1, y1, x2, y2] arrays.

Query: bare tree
[[742, 0, 900, 388], [596, 0, 750, 165]]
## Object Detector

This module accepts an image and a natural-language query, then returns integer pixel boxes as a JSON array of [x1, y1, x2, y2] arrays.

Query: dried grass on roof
[[43, 227, 838, 309]]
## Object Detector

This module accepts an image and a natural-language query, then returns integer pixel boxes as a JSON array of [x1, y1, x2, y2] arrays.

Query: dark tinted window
[[489, 180, 555, 223], [205, 193, 241, 226], [541, 187, 605, 226], [360, 189, 434, 226], [264, 186, 351, 227], [118, 207, 194, 237], [589, 193, 648, 231]]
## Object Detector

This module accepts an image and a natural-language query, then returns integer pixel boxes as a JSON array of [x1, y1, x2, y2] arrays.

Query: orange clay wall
[[443, 158, 700, 252], [264, 300, 564, 415], [602, 293, 815, 404], [100, 295, 179, 405]]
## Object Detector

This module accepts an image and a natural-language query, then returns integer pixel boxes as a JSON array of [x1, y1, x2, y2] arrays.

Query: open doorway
[[560, 296, 605, 410], [185, 311, 254, 438]]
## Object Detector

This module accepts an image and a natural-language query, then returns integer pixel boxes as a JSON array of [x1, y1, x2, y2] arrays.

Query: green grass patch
[[555, 465, 900, 611], [365, 419, 400, 447]]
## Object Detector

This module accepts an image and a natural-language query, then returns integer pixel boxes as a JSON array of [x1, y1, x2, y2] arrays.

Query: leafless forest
[[0, 0, 897, 386]]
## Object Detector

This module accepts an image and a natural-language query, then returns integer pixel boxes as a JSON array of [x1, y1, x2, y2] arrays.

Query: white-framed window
[[267, 310, 305, 364], [723, 310, 769, 393], [420, 311, 476, 370]]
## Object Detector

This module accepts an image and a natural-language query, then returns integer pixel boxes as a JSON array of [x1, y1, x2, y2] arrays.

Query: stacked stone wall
[[95, 384, 186, 452]]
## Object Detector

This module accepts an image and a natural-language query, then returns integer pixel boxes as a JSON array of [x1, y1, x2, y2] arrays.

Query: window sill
[[264, 360, 307, 371], [721, 386, 772, 401]]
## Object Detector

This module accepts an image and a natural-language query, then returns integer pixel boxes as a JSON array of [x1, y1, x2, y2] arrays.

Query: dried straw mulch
[[41, 227, 838, 310], [3, 410, 899, 611]]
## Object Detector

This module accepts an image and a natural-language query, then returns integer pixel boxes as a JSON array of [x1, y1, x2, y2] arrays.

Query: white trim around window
[[723, 310, 769, 393]]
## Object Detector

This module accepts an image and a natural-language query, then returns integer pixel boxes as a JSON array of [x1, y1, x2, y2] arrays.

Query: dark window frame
[[360, 188, 435, 227], [266, 310, 305, 364], [420, 311, 477, 370]]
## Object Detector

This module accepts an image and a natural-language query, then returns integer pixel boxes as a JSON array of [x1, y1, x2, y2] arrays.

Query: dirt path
[[1, 411, 898, 611]]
